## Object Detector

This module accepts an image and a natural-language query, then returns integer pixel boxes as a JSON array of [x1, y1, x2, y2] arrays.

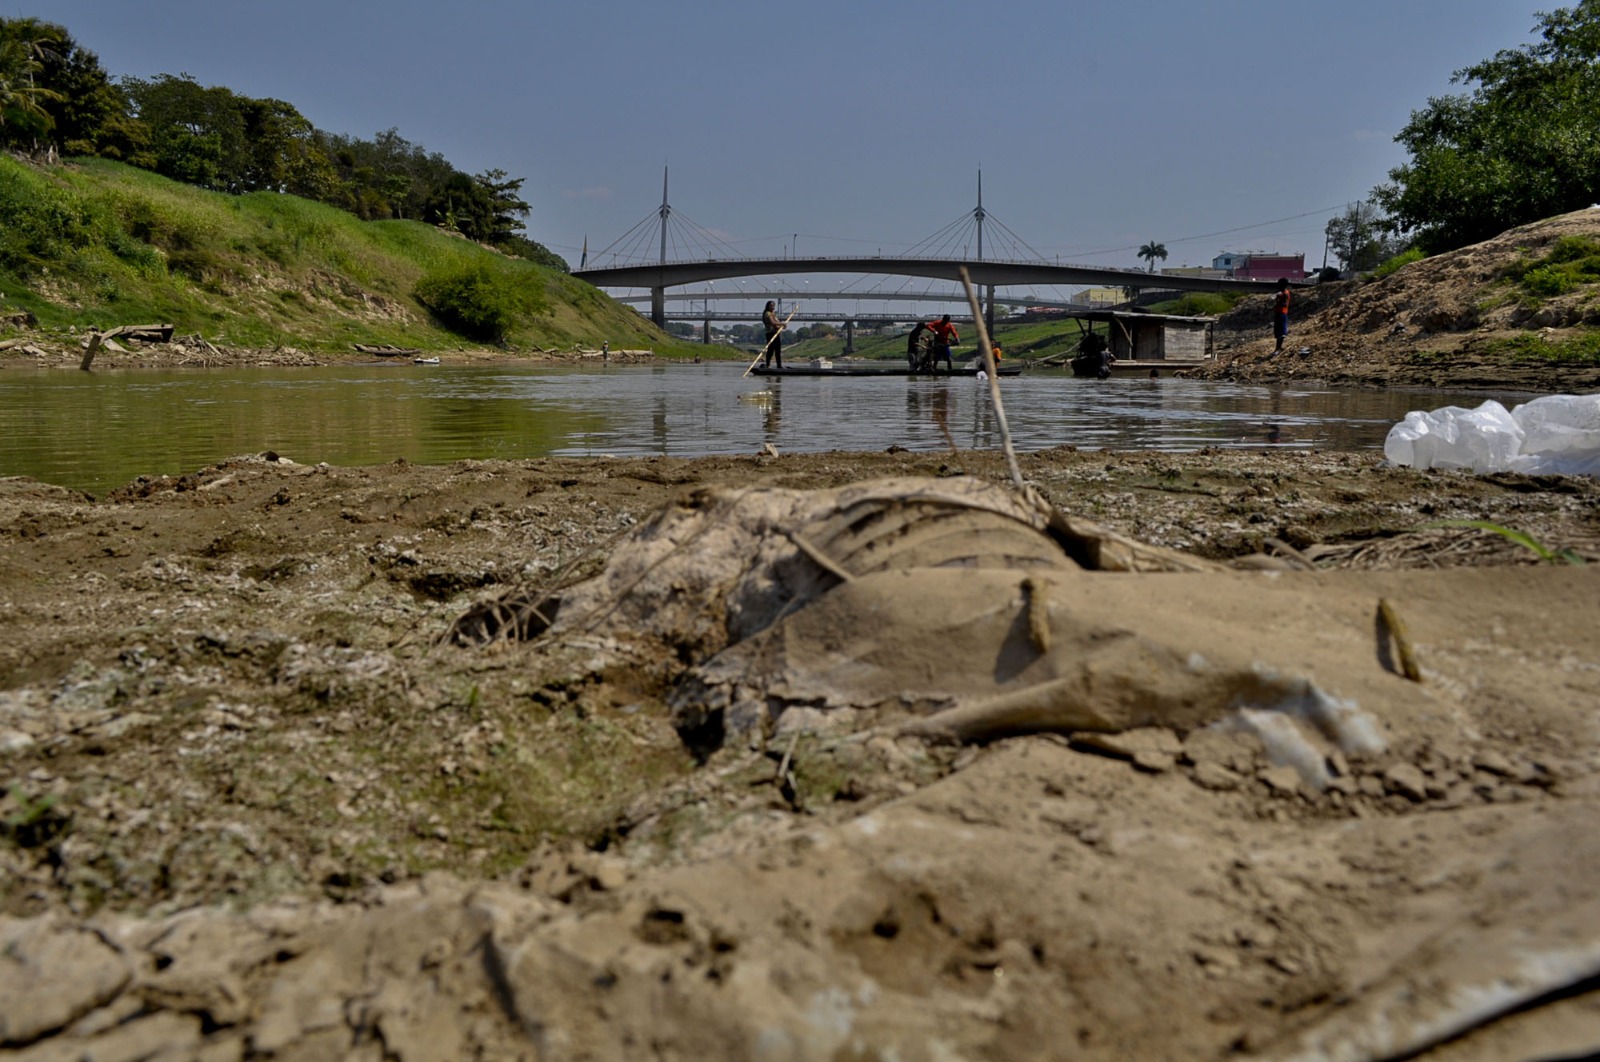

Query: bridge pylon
[[652, 167, 670, 327]]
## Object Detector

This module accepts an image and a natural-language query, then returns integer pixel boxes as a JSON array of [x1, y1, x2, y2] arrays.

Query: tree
[[0, 26, 63, 140], [1137, 241, 1168, 272], [1374, 0, 1600, 252], [0, 19, 130, 157], [122, 74, 248, 190], [1324, 202, 1408, 273]]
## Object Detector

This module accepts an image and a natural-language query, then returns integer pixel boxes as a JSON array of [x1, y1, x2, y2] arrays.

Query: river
[[0, 362, 1534, 494]]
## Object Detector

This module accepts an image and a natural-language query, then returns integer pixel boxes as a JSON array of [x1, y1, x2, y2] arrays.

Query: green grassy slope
[[0, 156, 701, 355]]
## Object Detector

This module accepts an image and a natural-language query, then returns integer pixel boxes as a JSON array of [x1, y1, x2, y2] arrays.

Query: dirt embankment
[[1200, 208, 1600, 393], [2, 447, 1599, 1060]]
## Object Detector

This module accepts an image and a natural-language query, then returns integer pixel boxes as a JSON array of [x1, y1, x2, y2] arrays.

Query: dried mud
[[2, 446, 1599, 1060]]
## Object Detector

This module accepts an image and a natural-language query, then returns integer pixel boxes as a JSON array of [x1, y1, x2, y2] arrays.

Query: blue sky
[[32, 0, 1549, 282]]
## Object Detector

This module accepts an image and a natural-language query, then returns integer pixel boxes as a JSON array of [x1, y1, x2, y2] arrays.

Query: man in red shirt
[[927, 314, 959, 373]]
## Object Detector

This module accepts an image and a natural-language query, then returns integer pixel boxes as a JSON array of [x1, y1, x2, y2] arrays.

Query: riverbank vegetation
[[0, 17, 558, 264], [0, 155, 690, 353], [1374, 0, 1600, 253]]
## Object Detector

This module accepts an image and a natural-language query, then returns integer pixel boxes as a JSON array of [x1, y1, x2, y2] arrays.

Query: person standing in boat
[[927, 314, 959, 373], [761, 301, 784, 370]]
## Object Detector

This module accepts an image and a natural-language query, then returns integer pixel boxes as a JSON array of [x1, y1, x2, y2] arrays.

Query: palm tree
[[1137, 241, 1168, 273], [0, 31, 61, 135]]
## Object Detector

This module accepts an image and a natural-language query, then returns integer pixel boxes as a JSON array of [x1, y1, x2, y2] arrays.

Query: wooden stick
[[958, 268, 1025, 492], [742, 305, 800, 378], [1377, 597, 1423, 682], [79, 332, 103, 371]]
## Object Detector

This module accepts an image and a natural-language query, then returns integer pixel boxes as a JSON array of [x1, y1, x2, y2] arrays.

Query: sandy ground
[[1, 443, 1598, 1060]]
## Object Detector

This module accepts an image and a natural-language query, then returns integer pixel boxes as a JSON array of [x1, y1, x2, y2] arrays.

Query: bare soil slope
[[1203, 208, 1600, 393]]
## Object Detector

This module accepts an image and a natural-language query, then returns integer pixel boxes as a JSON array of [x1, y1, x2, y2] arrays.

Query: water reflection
[[0, 362, 1539, 494], [763, 381, 782, 447]]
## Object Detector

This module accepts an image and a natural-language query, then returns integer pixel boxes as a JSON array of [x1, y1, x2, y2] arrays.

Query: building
[[1070, 286, 1124, 307], [1213, 251, 1307, 281]]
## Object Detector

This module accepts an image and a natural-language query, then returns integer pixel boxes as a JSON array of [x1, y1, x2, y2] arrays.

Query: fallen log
[[94, 323, 175, 344], [354, 344, 421, 357]]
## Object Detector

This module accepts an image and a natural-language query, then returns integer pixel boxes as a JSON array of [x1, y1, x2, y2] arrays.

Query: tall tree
[[0, 19, 129, 157], [122, 74, 247, 190], [1137, 241, 1168, 272], [0, 26, 62, 141], [1374, 0, 1600, 252], [1324, 202, 1407, 273]]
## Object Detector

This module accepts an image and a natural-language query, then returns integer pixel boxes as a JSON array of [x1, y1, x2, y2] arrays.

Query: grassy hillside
[[0, 156, 700, 355]]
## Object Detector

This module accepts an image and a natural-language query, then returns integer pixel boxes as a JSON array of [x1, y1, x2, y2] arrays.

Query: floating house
[[1064, 309, 1215, 374]]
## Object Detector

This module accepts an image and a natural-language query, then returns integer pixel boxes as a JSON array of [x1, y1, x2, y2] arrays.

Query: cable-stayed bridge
[[571, 169, 1287, 333]]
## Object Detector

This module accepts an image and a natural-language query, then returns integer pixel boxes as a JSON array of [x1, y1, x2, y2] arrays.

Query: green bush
[[1520, 264, 1577, 297], [1373, 248, 1425, 279], [414, 260, 545, 342], [1544, 234, 1600, 264]]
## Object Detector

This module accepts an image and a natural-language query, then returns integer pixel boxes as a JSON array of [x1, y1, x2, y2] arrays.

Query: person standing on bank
[[761, 301, 784, 370], [927, 314, 959, 373], [1271, 278, 1291, 356]]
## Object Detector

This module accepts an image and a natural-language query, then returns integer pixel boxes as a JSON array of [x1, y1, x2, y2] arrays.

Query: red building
[[1213, 251, 1307, 281]]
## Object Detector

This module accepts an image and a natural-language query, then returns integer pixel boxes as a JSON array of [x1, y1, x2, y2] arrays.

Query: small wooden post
[[79, 332, 103, 371]]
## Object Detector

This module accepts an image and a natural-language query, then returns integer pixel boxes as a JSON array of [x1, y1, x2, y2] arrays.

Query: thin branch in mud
[[1023, 576, 1052, 653], [959, 268, 1025, 494], [1377, 597, 1424, 682], [1264, 536, 1319, 570], [785, 529, 856, 583]]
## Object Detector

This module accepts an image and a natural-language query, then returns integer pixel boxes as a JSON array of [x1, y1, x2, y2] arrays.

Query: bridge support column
[[985, 284, 996, 340], [702, 315, 711, 344], [844, 319, 856, 354], [651, 287, 666, 328]]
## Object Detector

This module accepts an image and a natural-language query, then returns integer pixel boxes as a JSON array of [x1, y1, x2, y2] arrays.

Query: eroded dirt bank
[[1, 447, 1598, 1060], [1200, 208, 1600, 393]]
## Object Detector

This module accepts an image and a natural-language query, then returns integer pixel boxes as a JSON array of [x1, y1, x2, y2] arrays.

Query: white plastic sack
[[1384, 393, 1600, 476]]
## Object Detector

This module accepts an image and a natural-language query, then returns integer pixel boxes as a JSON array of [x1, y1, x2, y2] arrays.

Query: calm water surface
[[0, 362, 1537, 494]]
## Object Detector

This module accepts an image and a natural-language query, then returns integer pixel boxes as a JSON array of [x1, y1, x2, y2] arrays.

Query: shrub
[[1373, 248, 1425, 280], [1521, 264, 1577, 297], [414, 260, 544, 342], [1544, 234, 1600, 264]]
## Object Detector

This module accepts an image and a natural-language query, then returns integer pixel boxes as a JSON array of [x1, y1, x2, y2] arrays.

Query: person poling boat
[[760, 301, 784, 370], [743, 302, 800, 377]]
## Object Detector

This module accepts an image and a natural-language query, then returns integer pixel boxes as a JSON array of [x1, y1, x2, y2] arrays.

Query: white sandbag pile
[[1384, 393, 1600, 476]]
